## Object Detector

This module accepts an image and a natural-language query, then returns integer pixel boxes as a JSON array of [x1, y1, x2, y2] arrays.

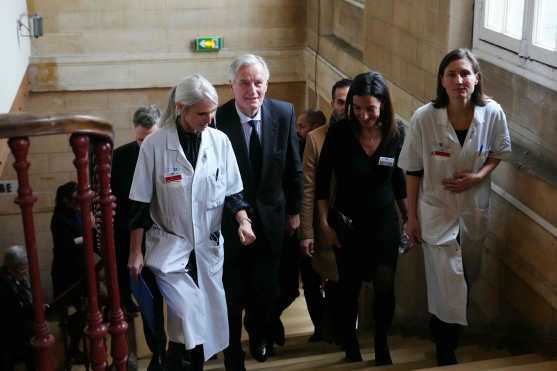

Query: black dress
[[315, 120, 406, 275], [315, 119, 406, 357]]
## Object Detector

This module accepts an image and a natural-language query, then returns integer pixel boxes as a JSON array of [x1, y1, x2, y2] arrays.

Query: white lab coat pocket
[[207, 240, 224, 276], [145, 225, 192, 274], [206, 171, 227, 206]]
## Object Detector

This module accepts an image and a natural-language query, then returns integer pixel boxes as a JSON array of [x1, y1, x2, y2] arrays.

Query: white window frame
[[473, 0, 557, 91]]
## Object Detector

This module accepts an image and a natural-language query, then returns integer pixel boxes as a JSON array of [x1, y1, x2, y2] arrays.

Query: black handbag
[[327, 208, 355, 244]]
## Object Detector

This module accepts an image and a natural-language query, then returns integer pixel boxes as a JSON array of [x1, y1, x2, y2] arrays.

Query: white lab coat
[[129, 125, 243, 360], [398, 100, 511, 325]]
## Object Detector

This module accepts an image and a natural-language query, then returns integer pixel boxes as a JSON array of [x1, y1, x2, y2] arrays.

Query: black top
[[111, 140, 140, 236], [316, 120, 406, 221]]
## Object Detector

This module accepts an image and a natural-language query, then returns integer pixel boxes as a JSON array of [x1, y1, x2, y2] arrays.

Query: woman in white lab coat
[[398, 49, 511, 366], [127, 74, 256, 371]]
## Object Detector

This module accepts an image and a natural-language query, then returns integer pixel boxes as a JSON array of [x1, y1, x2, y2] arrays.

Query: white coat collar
[[165, 125, 209, 172], [437, 105, 484, 145]]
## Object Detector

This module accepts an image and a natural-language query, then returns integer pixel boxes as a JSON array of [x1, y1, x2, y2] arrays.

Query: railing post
[[71, 134, 108, 371], [8, 137, 55, 371], [95, 139, 129, 370]]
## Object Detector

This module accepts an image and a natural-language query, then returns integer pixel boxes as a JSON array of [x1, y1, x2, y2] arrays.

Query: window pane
[[533, 0, 557, 51], [485, 0, 505, 32], [506, 0, 524, 38], [484, 0, 524, 39]]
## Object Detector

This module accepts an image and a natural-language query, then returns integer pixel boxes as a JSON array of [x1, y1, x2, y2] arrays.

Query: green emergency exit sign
[[194, 37, 222, 52]]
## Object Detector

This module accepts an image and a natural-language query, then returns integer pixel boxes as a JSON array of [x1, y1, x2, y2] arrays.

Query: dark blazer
[[216, 98, 303, 254], [111, 140, 140, 243]]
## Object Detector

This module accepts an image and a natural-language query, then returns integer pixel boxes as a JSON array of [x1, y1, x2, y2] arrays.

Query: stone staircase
[[78, 294, 556, 371], [131, 331, 553, 370]]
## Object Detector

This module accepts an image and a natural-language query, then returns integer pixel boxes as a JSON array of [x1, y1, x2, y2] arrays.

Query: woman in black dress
[[315, 72, 407, 365]]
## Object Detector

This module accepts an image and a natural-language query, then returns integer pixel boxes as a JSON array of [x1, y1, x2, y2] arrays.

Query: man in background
[[111, 105, 165, 371]]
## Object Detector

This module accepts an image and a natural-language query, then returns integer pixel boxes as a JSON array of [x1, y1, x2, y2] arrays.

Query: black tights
[[335, 247, 397, 352]]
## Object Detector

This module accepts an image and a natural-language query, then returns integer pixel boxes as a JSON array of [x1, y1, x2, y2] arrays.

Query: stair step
[[489, 360, 557, 370], [415, 353, 546, 370]]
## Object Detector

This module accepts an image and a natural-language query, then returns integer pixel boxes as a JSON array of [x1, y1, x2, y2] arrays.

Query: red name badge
[[165, 174, 182, 183], [432, 150, 451, 157]]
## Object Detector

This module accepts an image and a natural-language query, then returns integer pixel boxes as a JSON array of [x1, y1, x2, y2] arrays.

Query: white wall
[[1, 0, 30, 112]]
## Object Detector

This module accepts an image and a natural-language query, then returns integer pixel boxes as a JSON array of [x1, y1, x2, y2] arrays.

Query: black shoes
[[249, 338, 271, 362], [344, 338, 363, 362], [271, 319, 286, 346], [374, 345, 393, 366]]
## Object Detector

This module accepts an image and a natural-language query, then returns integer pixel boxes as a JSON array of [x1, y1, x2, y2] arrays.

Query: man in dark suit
[[216, 54, 303, 370], [111, 106, 166, 371]]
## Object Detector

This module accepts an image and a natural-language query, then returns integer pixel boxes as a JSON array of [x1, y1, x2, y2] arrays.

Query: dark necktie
[[248, 120, 262, 187]]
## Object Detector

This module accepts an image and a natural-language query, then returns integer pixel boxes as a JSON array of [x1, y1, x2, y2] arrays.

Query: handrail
[[0, 113, 114, 141], [1, 112, 126, 371]]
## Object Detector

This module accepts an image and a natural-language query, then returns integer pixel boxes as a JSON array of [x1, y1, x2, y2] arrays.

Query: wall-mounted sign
[[0, 180, 18, 194], [193, 37, 222, 52]]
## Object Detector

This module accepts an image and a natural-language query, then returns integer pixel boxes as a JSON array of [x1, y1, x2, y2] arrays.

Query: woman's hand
[[320, 223, 341, 248], [442, 171, 482, 193], [238, 220, 256, 246], [128, 250, 144, 280], [404, 216, 421, 249], [300, 238, 314, 257]]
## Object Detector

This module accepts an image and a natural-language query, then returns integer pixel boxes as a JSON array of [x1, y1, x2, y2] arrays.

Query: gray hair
[[160, 74, 218, 128], [133, 105, 161, 129], [3, 245, 27, 269], [229, 54, 270, 82]]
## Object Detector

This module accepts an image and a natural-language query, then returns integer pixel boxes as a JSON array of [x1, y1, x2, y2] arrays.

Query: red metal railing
[[0, 114, 128, 371]]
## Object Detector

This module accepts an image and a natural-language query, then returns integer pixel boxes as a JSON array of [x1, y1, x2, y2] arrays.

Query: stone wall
[[27, 0, 306, 91]]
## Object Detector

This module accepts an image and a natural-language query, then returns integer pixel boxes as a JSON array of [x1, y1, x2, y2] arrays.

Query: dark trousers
[[223, 239, 280, 367], [274, 233, 324, 334], [115, 230, 133, 306], [430, 315, 461, 365], [140, 267, 167, 361]]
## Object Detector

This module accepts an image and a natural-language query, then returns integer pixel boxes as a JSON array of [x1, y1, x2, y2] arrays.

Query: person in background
[[299, 78, 352, 347], [0, 245, 35, 371], [399, 48, 511, 366], [328, 79, 352, 126], [216, 54, 303, 370], [128, 74, 255, 371], [50, 181, 88, 364], [111, 105, 165, 371], [271, 109, 327, 345], [316, 72, 407, 365]]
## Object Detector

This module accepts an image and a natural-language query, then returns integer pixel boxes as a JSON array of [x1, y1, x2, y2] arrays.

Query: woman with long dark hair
[[399, 48, 511, 365], [315, 72, 407, 365]]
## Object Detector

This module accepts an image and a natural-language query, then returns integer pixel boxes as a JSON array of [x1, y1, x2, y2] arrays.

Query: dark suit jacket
[[216, 98, 303, 254], [111, 140, 140, 253]]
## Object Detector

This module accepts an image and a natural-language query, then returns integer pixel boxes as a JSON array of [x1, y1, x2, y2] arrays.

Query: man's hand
[[300, 238, 314, 257], [128, 250, 144, 280], [286, 214, 300, 236], [238, 220, 256, 246]]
